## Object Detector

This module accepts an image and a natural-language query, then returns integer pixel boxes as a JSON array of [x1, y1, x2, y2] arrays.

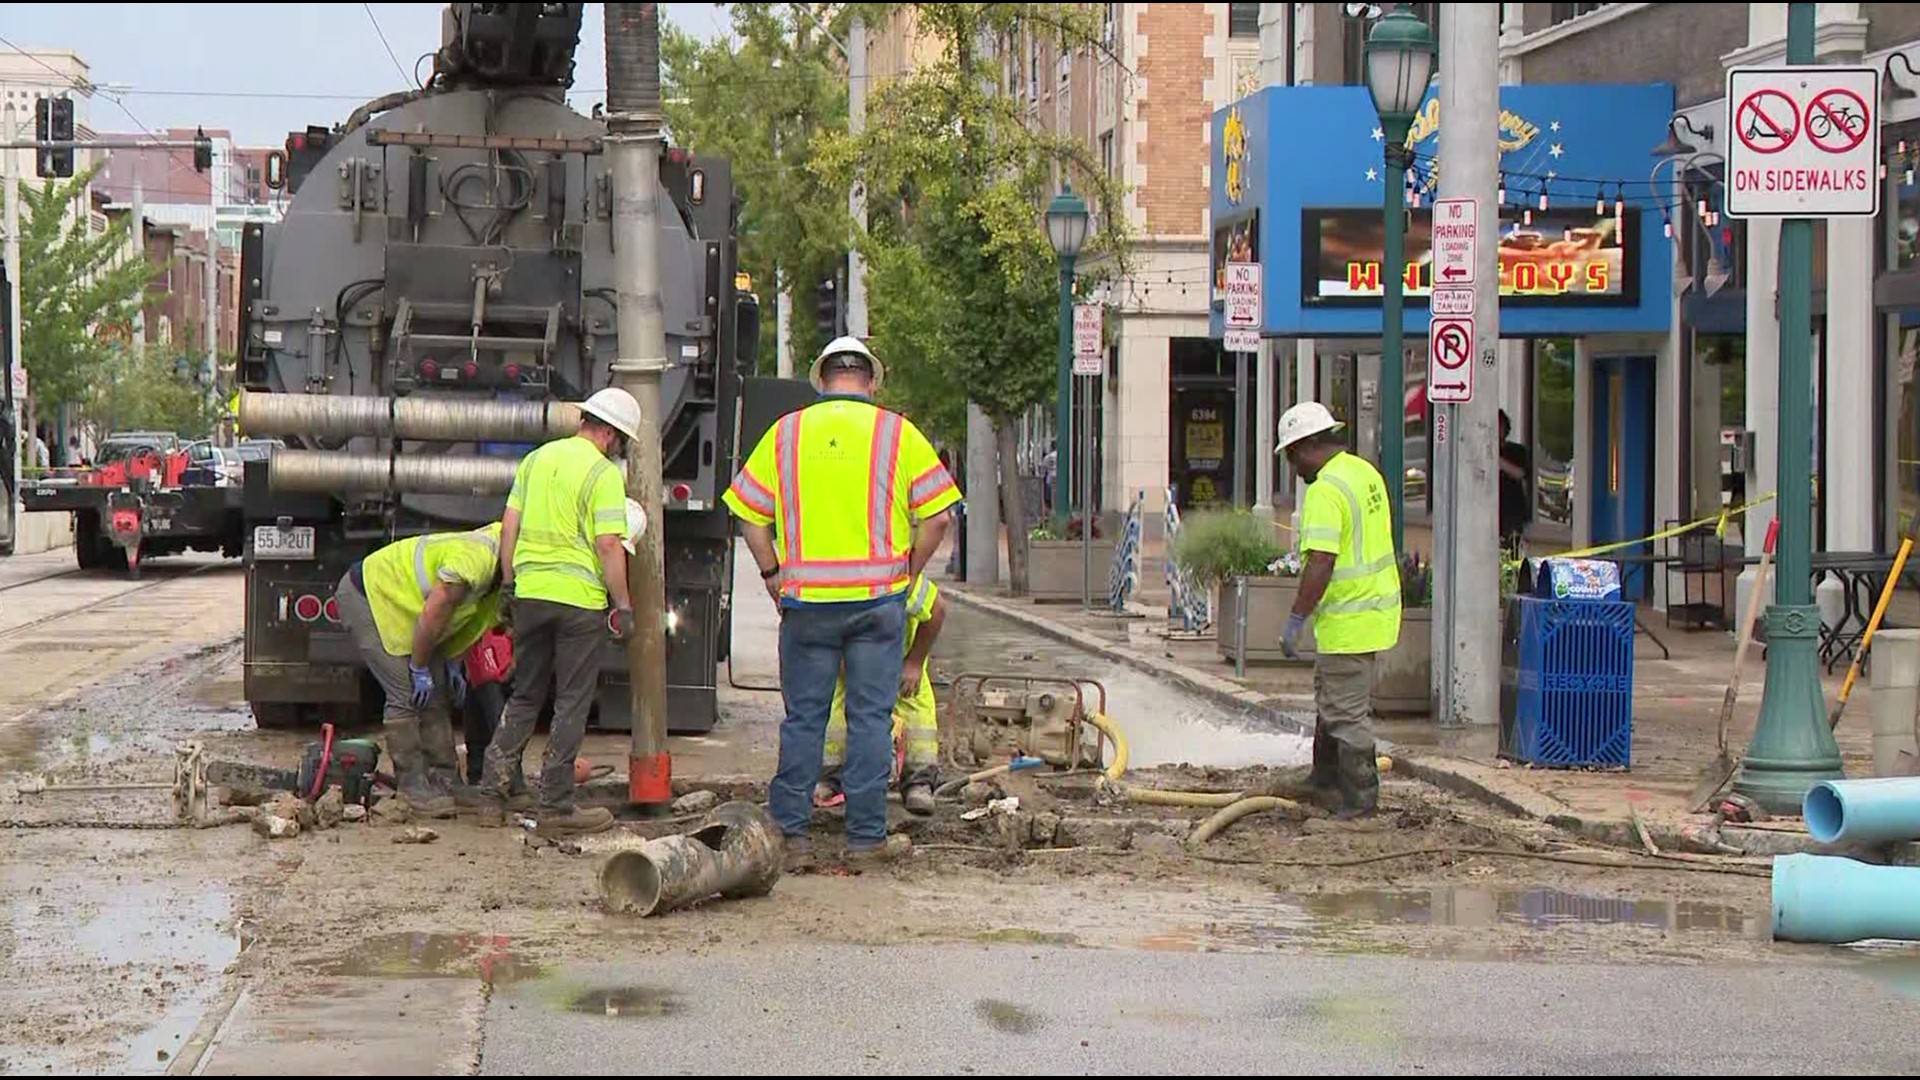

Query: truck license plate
[[254, 525, 316, 560]]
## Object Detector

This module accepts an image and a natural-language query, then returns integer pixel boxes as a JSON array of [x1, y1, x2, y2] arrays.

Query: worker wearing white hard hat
[[808, 335, 887, 393], [481, 386, 643, 837], [1275, 400, 1401, 820]]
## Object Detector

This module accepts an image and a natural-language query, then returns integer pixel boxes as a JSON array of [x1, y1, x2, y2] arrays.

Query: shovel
[[1828, 534, 1916, 731], [1688, 518, 1776, 813]]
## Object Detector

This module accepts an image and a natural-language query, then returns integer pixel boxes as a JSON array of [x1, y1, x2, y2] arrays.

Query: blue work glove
[[1281, 612, 1307, 660], [408, 663, 435, 710], [446, 660, 469, 709]]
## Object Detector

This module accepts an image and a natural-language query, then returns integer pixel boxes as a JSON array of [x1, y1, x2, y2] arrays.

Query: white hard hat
[[579, 387, 642, 441], [621, 497, 648, 555], [808, 336, 887, 393], [1275, 401, 1343, 454]]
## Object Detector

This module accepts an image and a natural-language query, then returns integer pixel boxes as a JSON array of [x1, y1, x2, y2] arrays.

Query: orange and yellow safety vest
[[722, 395, 959, 604]]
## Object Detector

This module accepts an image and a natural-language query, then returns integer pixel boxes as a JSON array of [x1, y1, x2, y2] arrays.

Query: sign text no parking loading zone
[[1725, 66, 1880, 218]]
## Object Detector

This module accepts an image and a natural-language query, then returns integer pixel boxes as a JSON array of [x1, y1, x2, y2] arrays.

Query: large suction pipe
[[239, 391, 581, 443], [269, 450, 518, 495], [598, 801, 783, 917], [1772, 852, 1920, 943]]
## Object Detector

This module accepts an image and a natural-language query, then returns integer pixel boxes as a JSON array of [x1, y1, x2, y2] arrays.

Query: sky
[[0, 3, 729, 146]]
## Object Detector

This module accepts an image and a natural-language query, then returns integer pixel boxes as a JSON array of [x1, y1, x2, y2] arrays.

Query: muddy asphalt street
[[0, 545, 1915, 1074]]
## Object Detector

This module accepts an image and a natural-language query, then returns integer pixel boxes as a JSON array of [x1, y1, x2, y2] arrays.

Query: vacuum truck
[[236, 3, 805, 732]]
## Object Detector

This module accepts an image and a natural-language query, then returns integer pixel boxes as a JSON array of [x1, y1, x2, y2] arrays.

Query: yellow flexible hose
[[1085, 712, 1129, 782], [1186, 795, 1299, 847], [1125, 788, 1249, 808]]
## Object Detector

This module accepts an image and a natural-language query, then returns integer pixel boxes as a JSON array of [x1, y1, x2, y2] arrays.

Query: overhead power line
[[363, 3, 417, 89]]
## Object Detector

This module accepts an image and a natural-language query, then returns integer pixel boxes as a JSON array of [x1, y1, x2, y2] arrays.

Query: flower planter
[[1216, 575, 1314, 664], [1025, 538, 1116, 602], [1373, 607, 1433, 716]]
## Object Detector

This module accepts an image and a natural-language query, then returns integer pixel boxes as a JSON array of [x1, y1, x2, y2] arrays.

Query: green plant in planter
[[1399, 552, 1433, 608], [1171, 509, 1286, 590], [1029, 515, 1101, 542]]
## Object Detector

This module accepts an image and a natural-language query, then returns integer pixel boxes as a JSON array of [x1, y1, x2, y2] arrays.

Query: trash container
[[1498, 558, 1635, 769]]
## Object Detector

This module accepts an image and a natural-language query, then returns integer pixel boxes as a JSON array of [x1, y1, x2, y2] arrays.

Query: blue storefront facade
[[1205, 80, 1680, 599]]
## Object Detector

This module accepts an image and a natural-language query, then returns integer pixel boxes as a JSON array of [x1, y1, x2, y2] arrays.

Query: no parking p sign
[[1725, 66, 1880, 218]]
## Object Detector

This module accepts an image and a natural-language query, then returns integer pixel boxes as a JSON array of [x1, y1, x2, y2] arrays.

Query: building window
[[1550, 3, 1613, 25], [1228, 3, 1260, 40], [1342, 4, 1440, 86], [1102, 4, 1117, 50]]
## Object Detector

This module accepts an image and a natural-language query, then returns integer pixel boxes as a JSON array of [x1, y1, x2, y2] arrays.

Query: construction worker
[[815, 573, 946, 815], [1274, 401, 1401, 819], [723, 336, 960, 867], [334, 522, 507, 819], [480, 387, 643, 837]]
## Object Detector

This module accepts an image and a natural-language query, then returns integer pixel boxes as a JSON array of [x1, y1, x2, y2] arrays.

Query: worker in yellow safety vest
[[481, 387, 644, 838], [816, 573, 947, 815], [723, 336, 961, 868], [334, 522, 507, 819], [1275, 400, 1402, 819]]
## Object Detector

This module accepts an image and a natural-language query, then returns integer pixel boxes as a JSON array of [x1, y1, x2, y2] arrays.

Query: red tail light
[[323, 596, 341, 623], [419, 359, 439, 380], [503, 363, 522, 382], [670, 483, 692, 502], [462, 361, 479, 379], [293, 594, 323, 622]]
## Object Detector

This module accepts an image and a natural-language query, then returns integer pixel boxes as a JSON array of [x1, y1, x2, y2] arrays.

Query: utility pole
[[3, 102, 20, 546], [1732, 1, 1846, 812], [1432, 3, 1501, 727], [605, 1, 673, 809], [131, 175, 144, 360], [845, 14, 868, 338], [205, 162, 219, 414]]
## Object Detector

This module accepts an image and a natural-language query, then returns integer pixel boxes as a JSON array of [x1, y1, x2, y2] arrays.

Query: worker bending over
[[817, 573, 947, 815], [481, 387, 643, 837], [1275, 401, 1402, 819], [723, 337, 960, 868], [335, 522, 506, 818]]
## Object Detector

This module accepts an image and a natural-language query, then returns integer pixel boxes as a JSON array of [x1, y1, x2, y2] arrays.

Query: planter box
[[1373, 607, 1433, 716], [1216, 576, 1314, 664], [1025, 538, 1116, 602]]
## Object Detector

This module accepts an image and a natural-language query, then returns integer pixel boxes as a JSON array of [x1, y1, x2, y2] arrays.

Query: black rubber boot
[[387, 720, 456, 819], [1333, 743, 1381, 821]]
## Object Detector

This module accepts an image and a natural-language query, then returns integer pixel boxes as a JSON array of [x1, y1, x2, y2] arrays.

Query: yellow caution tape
[[1504, 491, 1778, 570]]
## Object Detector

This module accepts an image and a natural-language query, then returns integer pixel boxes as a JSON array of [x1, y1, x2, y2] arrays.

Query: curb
[[938, 582, 1310, 737]]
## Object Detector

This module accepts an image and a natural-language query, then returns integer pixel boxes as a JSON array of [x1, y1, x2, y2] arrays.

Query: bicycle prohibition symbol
[[1805, 87, 1870, 153]]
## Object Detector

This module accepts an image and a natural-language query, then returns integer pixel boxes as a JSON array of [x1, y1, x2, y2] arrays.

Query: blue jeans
[[774, 598, 907, 846]]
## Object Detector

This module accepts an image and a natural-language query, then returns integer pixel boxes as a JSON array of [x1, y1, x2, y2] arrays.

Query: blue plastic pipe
[[1803, 777, 1920, 846], [1772, 853, 1920, 943]]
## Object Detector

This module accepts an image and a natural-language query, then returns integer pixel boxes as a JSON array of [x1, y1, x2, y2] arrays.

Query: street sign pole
[[1728, 4, 1853, 812], [1223, 264, 1262, 510], [1073, 305, 1105, 609]]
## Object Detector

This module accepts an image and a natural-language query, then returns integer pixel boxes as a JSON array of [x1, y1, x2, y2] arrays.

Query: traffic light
[[34, 96, 73, 179], [192, 126, 213, 173], [814, 274, 840, 341]]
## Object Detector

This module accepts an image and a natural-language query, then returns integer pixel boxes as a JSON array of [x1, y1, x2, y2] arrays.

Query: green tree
[[87, 347, 217, 437], [18, 165, 155, 410], [663, 3, 850, 369], [817, 3, 1130, 592]]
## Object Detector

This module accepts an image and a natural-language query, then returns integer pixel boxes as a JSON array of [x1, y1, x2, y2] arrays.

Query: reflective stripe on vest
[[772, 405, 912, 600], [1309, 454, 1401, 654], [413, 529, 500, 598]]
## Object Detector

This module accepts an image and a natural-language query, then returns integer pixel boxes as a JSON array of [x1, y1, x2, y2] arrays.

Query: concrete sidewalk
[[932, 538, 1917, 865]]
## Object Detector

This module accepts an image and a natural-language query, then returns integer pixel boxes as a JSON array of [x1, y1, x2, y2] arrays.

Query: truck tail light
[[293, 594, 323, 622], [462, 361, 479, 380], [323, 596, 341, 623], [419, 359, 439, 380], [503, 363, 522, 382], [670, 483, 692, 503]]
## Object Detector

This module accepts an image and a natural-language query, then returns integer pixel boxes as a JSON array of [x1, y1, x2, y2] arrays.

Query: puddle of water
[[938, 607, 1310, 770], [975, 998, 1042, 1035], [313, 932, 547, 984], [566, 985, 683, 1018], [1301, 887, 1753, 934]]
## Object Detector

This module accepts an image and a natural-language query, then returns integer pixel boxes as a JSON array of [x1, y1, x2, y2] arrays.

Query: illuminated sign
[[1302, 207, 1638, 307]]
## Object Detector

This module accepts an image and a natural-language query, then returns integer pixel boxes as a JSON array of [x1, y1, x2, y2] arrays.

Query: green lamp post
[[1046, 184, 1092, 528], [1362, 4, 1436, 558]]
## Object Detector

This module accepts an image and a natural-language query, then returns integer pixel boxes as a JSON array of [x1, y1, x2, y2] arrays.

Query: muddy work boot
[[843, 833, 912, 872], [387, 720, 456, 819], [429, 767, 500, 816], [782, 834, 816, 873], [902, 783, 936, 817], [1332, 744, 1381, 821], [533, 806, 615, 837]]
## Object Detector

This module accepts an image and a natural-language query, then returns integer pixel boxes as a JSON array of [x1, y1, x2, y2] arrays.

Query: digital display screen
[[1302, 207, 1638, 307]]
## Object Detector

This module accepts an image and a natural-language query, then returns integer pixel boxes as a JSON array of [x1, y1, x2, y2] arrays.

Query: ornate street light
[[1045, 185, 1092, 526]]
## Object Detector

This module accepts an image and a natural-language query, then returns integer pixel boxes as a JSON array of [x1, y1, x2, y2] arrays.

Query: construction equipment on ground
[[235, 3, 812, 733], [945, 673, 1117, 774]]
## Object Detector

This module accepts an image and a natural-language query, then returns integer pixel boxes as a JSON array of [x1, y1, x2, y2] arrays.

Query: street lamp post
[[1362, 5, 1436, 558], [1046, 185, 1092, 528]]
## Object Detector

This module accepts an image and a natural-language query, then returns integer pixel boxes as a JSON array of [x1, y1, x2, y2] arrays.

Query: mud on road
[[0, 643, 1792, 1073]]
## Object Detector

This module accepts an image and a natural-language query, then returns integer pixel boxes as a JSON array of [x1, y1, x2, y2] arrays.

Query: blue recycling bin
[[1499, 558, 1635, 769]]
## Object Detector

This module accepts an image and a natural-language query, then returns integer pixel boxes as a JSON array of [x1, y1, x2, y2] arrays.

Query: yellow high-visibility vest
[[1298, 451, 1402, 654], [828, 574, 940, 748], [506, 435, 627, 610], [723, 396, 959, 604], [363, 523, 504, 658]]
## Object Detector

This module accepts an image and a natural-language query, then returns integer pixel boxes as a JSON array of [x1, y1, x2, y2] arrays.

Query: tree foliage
[[87, 348, 219, 437], [663, 3, 851, 369], [18, 165, 155, 410]]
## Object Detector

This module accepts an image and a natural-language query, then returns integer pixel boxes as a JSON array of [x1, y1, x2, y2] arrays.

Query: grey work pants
[[334, 570, 458, 775], [481, 597, 607, 813], [1313, 651, 1378, 755]]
